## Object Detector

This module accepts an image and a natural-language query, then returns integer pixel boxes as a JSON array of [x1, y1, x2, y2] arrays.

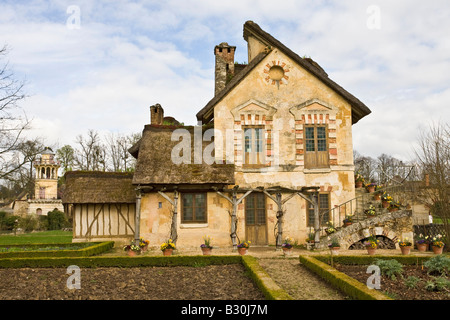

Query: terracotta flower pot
[[400, 246, 411, 255], [366, 247, 377, 255], [367, 186, 375, 193], [356, 181, 363, 188], [344, 222, 352, 227], [237, 247, 247, 255], [416, 243, 427, 252], [382, 201, 389, 208], [374, 194, 381, 201], [201, 247, 212, 256], [432, 246, 443, 255], [330, 247, 340, 255], [282, 247, 292, 256], [127, 250, 137, 257], [163, 248, 173, 256]]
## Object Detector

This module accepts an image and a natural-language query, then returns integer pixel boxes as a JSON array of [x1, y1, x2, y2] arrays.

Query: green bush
[[19, 215, 38, 232], [47, 210, 69, 230], [424, 255, 450, 276], [3, 215, 20, 230], [0, 211, 7, 230], [404, 276, 421, 289], [374, 259, 403, 280]]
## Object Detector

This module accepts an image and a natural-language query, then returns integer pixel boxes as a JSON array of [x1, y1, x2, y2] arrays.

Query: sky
[[1, 0, 449, 162]]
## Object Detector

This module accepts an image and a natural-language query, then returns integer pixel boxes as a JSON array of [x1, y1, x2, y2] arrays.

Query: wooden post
[[214, 186, 252, 251], [134, 188, 142, 246], [158, 188, 179, 244]]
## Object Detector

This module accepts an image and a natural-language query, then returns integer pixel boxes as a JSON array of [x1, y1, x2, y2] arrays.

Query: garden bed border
[[0, 241, 114, 258], [0, 254, 291, 300], [299, 254, 393, 300]]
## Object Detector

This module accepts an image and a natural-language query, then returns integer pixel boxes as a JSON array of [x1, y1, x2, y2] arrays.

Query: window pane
[[183, 206, 193, 221], [317, 127, 327, 151], [244, 129, 252, 152], [305, 127, 315, 139], [256, 209, 266, 224]]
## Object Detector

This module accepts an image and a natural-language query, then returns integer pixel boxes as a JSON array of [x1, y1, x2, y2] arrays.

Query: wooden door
[[245, 193, 267, 245]]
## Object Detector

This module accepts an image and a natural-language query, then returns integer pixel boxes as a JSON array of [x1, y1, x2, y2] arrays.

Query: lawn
[[0, 230, 72, 245]]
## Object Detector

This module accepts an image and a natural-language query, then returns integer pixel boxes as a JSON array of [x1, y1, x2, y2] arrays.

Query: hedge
[[0, 241, 114, 258], [299, 255, 392, 300], [242, 256, 293, 300], [314, 254, 435, 266], [0, 255, 242, 268]]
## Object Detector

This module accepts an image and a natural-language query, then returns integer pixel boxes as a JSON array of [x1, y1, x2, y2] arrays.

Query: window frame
[[181, 192, 207, 223], [304, 124, 329, 169], [242, 125, 265, 168]]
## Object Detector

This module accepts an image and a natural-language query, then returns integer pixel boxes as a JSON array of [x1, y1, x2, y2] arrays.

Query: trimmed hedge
[[0, 241, 114, 258], [0, 255, 242, 268], [314, 254, 434, 266], [299, 255, 392, 300], [242, 256, 293, 300]]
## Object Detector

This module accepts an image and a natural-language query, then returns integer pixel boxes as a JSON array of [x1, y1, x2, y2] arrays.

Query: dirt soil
[[334, 264, 450, 300], [0, 265, 265, 300]]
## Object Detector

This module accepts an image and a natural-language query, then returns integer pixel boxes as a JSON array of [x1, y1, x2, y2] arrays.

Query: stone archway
[[349, 235, 396, 250], [324, 210, 413, 250]]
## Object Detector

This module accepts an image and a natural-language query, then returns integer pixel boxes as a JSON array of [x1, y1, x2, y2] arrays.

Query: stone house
[[63, 21, 372, 248]]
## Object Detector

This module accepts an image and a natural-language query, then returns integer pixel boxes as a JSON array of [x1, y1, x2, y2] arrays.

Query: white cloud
[[0, 0, 449, 163]]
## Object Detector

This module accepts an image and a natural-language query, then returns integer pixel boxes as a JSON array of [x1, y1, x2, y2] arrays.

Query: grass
[[0, 230, 72, 245]]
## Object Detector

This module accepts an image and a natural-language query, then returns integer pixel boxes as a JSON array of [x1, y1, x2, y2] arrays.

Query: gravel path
[[258, 258, 349, 300]]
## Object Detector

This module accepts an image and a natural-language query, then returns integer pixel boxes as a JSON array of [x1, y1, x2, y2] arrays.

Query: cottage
[[63, 21, 371, 249]]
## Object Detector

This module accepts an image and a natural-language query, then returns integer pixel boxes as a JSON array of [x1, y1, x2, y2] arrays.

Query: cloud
[[0, 0, 448, 163]]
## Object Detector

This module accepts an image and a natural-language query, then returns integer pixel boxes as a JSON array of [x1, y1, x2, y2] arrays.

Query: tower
[[34, 147, 60, 200]]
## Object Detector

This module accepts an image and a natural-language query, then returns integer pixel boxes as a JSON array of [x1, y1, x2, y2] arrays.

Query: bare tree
[[0, 45, 31, 180], [415, 122, 450, 248], [56, 144, 75, 174], [74, 129, 101, 171]]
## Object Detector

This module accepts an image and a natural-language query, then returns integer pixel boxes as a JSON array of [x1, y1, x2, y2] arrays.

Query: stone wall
[[323, 210, 413, 250]]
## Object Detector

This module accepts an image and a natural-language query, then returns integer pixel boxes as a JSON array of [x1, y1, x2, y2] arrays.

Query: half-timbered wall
[[72, 203, 136, 241]]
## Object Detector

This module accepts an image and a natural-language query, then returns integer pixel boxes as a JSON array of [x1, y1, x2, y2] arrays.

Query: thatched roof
[[196, 21, 371, 124], [131, 125, 235, 187], [62, 171, 136, 204]]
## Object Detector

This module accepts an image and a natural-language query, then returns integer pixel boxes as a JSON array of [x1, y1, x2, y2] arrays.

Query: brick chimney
[[214, 42, 236, 96], [150, 103, 164, 125]]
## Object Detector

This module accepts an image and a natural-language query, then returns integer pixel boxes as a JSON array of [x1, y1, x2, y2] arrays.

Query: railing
[[318, 181, 421, 237]]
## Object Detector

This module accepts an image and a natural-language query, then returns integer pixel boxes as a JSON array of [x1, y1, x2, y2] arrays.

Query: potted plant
[[381, 193, 392, 208], [139, 238, 149, 251], [343, 215, 353, 226], [200, 235, 213, 255], [373, 185, 383, 200], [365, 205, 376, 217], [388, 200, 401, 212], [364, 235, 379, 255], [325, 221, 336, 234], [366, 182, 377, 193], [430, 234, 445, 254], [328, 238, 340, 254], [160, 239, 176, 256], [398, 238, 412, 255], [123, 242, 141, 257], [281, 237, 294, 255], [414, 233, 428, 252], [237, 240, 251, 255], [355, 172, 365, 188]]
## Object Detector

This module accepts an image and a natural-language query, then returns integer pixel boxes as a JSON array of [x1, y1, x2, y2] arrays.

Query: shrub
[[4, 215, 20, 230], [19, 215, 38, 232], [47, 210, 69, 230], [374, 259, 403, 280], [404, 276, 421, 289], [424, 255, 450, 276]]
